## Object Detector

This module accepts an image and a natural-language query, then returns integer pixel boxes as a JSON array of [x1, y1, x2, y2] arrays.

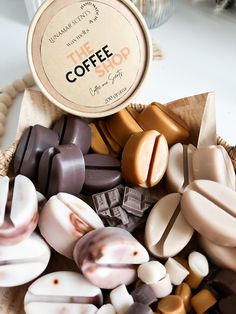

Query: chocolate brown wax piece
[[125, 303, 152, 314], [211, 269, 236, 296], [181, 180, 236, 247], [14, 125, 59, 179], [109, 206, 129, 225], [106, 108, 143, 147], [92, 185, 146, 231], [93, 186, 152, 218], [92, 185, 125, 213], [83, 154, 122, 194], [92, 184, 155, 232], [53, 115, 91, 154], [118, 214, 145, 233], [38, 144, 85, 198], [219, 296, 236, 314], [122, 130, 168, 187], [131, 284, 157, 305], [122, 187, 152, 217], [145, 193, 194, 258], [136, 103, 189, 146]]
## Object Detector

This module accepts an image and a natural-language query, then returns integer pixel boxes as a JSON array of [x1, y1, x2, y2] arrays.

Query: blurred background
[[0, 0, 235, 149]]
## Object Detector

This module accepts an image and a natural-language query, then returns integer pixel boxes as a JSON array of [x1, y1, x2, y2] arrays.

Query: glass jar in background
[[131, 0, 178, 29]]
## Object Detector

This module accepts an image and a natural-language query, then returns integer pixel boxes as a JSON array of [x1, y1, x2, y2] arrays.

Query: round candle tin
[[27, 0, 152, 118]]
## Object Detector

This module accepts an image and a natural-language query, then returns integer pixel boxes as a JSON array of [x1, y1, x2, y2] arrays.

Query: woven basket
[[0, 89, 236, 313], [1, 90, 236, 176]]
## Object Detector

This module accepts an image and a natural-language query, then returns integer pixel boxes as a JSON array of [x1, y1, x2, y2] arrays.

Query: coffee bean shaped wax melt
[[0, 232, 50, 287], [122, 130, 168, 187], [73, 227, 149, 289], [53, 115, 91, 154], [14, 125, 59, 180], [38, 144, 85, 198], [83, 154, 122, 194], [39, 193, 103, 259], [181, 180, 236, 247], [24, 271, 102, 314], [145, 193, 194, 258], [0, 175, 38, 245]]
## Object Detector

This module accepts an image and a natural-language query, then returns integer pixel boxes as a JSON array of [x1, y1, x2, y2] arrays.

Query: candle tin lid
[[27, 0, 152, 118]]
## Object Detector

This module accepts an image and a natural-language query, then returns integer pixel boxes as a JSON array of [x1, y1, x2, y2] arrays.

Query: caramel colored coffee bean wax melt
[[136, 103, 190, 146], [122, 130, 168, 187]]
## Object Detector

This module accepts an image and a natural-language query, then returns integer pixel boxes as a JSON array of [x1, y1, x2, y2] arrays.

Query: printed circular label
[[40, 0, 145, 109]]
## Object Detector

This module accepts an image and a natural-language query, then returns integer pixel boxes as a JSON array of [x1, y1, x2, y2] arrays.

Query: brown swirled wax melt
[[0, 175, 38, 245], [27, 0, 152, 117]]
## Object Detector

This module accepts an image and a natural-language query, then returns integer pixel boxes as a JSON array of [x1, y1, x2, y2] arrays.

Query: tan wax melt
[[145, 193, 194, 258], [157, 295, 186, 314], [27, 0, 152, 117], [167, 93, 236, 192], [175, 283, 192, 312], [166, 143, 235, 193], [191, 289, 217, 314], [121, 130, 168, 187], [106, 103, 189, 148], [181, 180, 236, 247], [199, 235, 236, 272], [90, 121, 121, 156], [90, 123, 110, 155], [106, 108, 143, 147], [136, 103, 190, 146]]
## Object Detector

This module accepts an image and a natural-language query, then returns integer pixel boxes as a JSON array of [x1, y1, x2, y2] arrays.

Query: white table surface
[[0, 0, 236, 150]]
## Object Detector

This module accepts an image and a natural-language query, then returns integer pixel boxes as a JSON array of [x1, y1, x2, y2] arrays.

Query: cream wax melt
[[27, 0, 152, 117]]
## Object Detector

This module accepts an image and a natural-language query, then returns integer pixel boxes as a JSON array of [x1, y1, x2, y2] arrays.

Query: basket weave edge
[[0, 103, 236, 176]]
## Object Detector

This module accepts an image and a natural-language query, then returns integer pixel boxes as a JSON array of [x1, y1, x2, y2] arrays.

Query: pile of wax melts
[[0, 101, 235, 314]]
